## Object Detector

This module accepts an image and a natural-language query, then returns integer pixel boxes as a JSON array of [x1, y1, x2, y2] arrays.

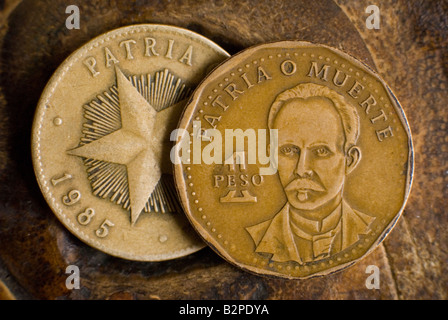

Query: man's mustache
[[285, 178, 325, 192]]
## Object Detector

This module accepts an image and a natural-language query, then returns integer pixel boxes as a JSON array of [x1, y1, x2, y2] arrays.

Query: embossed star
[[68, 67, 185, 225]]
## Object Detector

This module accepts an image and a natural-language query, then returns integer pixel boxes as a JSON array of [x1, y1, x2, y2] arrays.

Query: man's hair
[[268, 83, 360, 151]]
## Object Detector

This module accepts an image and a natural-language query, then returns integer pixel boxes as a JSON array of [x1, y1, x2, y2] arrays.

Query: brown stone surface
[[0, 0, 446, 299], [337, 0, 448, 299]]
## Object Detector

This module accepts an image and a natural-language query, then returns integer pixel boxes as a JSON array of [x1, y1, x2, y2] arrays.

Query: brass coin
[[31, 24, 229, 261], [174, 41, 413, 278]]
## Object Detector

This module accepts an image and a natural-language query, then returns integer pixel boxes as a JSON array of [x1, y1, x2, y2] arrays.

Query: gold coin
[[31, 24, 229, 261], [174, 41, 413, 278]]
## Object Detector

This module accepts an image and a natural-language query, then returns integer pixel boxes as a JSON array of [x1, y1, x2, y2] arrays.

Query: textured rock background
[[0, 0, 446, 299]]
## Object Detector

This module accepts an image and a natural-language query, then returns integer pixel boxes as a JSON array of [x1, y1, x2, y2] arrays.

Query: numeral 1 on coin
[[219, 152, 257, 203], [51, 173, 73, 186]]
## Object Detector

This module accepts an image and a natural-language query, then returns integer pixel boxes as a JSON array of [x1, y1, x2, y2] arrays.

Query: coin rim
[[174, 40, 414, 279], [31, 24, 230, 261]]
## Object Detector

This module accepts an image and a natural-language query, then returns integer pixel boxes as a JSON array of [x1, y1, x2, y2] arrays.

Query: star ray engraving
[[68, 67, 190, 225]]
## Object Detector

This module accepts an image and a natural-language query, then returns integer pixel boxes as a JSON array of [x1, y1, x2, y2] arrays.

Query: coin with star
[[31, 25, 229, 261]]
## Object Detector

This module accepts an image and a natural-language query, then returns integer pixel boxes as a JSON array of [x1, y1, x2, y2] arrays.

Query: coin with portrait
[[32, 24, 229, 261], [174, 41, 413, 278]]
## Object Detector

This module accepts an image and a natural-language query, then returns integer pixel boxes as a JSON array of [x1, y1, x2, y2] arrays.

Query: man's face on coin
[[274, 97, 347, 211]]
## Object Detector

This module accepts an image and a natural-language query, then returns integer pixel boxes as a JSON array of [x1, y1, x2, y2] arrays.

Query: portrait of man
[[246, 83, 375, 265]]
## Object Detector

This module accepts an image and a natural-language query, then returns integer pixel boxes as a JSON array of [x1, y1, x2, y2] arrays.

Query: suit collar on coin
[[246, 201, 375, 264]]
